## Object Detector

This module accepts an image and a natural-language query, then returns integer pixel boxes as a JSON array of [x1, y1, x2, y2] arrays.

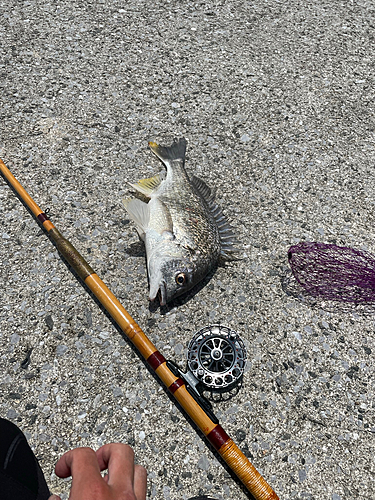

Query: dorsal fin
[[210, 200, 240, 260], [190, 175, 216, 202], [190, 175, 239, 260]]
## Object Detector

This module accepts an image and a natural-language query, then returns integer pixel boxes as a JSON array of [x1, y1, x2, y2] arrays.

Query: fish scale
[[123, 137, 238, 305], [159, 191, 220, 256]]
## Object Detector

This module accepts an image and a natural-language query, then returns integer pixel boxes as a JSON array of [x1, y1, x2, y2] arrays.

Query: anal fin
[[128, 172, 165, 197]]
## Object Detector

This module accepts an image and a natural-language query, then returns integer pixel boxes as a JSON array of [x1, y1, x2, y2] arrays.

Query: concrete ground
[[0, 0, 374, 499]]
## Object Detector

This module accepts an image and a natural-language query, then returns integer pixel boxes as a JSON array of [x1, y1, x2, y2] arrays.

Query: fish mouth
[[158, 281, 167, 306], [149, 279, 167, 306]]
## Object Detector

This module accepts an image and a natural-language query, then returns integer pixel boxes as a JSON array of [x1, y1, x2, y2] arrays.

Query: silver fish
[[123, 138, 238, 305]]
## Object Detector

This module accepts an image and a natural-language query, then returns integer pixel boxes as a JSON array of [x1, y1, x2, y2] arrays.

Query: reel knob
[[187, 325, 247, 391]]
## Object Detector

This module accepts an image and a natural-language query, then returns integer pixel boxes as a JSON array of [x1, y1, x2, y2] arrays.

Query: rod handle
[[219, 438, 279, 500]]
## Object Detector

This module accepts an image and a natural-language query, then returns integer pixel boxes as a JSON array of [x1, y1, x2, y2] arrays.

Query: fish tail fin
[[149, 137, 187, 164]]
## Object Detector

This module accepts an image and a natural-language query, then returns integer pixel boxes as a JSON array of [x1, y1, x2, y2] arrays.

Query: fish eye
[[175, 273, 186, 286]]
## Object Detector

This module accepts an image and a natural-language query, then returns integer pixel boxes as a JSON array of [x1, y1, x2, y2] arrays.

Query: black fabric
[[0, 417, 218, 500], [0, 418, 50, 500], [187, 497, 218, 500]]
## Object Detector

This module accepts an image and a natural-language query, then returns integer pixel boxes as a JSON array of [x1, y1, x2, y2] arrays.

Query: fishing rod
[[0, 158, 279, 500]]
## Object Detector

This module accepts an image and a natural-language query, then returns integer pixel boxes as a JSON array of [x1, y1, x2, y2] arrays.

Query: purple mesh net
[[288, 242, 375, 304]]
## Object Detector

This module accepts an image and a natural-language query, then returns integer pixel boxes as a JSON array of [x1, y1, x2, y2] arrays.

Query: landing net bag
[[288, 242, 375, 304]]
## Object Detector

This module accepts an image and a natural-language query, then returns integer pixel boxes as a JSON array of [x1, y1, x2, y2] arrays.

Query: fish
[[122, 137, 238, 305]]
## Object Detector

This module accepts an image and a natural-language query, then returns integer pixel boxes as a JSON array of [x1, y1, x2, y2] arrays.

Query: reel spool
[[187, 325, 247, 391]]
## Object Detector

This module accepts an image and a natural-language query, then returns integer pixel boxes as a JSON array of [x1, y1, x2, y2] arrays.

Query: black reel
[[187, 325, 247, 391], [166, 325, 247, 421]]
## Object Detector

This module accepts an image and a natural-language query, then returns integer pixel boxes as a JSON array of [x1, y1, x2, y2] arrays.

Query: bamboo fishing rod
[[0, 158, 279, 500]]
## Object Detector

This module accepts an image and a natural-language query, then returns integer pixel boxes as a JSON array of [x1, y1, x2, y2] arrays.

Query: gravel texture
[[1, 1, 375, 499]]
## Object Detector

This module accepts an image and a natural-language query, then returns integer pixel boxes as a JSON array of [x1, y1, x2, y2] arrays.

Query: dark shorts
[[0, 418, 50, 500], [0, 417, 217, 500]]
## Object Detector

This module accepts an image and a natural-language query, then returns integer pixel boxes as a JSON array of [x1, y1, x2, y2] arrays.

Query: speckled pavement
[[1, 1, 374, 499]]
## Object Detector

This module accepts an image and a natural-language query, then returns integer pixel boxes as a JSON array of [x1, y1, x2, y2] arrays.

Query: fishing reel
[[187, 325, 247, 391], [167, 325, 247, 422]]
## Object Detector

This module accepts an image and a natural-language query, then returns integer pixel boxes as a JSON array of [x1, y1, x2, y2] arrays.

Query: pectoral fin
[[148, 198, 174, 235]]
